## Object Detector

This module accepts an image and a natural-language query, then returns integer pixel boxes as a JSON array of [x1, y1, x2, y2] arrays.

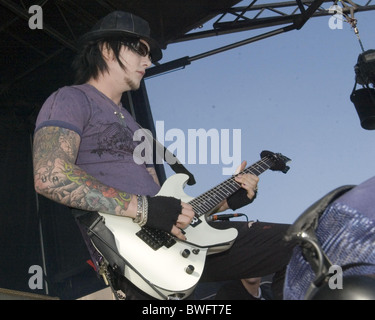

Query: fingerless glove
[[227, 188, 256, 210], [145, 196, 182, 233]]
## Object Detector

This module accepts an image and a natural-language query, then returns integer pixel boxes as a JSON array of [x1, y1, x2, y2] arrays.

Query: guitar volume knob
[[192, 248, 200, 255], [181, 249, 190, 258], [185, 265, 195, 275]]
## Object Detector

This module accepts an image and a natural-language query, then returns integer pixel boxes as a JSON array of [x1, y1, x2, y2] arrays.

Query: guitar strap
[[162, 146, 196, 186], [72, 209, 126, 298], [136, 124, 196, 185]]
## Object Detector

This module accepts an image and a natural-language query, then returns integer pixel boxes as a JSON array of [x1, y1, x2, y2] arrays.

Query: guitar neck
[[189, 156, 275, 217]]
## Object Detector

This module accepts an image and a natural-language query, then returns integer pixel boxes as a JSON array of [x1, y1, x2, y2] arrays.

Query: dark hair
[[72, 36, 136, 85]]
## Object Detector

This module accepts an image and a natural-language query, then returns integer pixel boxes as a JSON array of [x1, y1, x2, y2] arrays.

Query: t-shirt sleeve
[[35, 86, 91, 136]]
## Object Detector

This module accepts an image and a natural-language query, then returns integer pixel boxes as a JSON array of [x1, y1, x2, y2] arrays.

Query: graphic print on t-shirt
[[91, 122, 137, 159]]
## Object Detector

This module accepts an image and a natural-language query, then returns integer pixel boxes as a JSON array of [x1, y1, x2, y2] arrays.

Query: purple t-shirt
[[35, 84, 160, 196]]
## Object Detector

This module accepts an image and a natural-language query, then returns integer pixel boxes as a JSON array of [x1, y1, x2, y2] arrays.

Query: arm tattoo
[[33, 126, 133, 215]]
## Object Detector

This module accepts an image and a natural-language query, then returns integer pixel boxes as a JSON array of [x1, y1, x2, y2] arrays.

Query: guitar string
[[189, 156, 275, 216], [190, 158, 271, 214]]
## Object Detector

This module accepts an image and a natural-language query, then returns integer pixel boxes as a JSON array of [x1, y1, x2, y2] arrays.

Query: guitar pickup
[[136, 227, 176, 250]]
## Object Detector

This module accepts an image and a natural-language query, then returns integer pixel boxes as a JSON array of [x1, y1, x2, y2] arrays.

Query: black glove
[[227, 188, 256, 210], [146, 196, 182, 233]]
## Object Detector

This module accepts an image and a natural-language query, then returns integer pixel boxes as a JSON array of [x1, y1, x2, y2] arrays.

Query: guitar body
[[157, 174, 239, 251], [97, 150, 291, 299], [98, 174, 238, 300]]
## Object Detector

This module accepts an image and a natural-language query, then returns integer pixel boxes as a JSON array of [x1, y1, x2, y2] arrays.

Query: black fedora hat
[[79, 11, 162, 62]]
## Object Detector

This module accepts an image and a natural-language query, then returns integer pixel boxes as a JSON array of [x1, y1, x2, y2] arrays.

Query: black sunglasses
[[123, 41, 152, 62]]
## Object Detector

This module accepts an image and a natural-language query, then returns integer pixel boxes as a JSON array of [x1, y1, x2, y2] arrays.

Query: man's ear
[[100, 42, 114, 61]]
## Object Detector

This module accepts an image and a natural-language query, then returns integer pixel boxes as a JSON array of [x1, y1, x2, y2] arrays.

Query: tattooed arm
[[32, 126, 137, 218]]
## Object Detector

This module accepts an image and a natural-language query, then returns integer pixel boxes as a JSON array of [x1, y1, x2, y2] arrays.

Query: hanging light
[[345, 10, 375, 130], [351, 49, 375, 130]]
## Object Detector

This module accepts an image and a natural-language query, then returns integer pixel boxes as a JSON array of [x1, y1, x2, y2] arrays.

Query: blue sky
[[144, 5, 375, 224]]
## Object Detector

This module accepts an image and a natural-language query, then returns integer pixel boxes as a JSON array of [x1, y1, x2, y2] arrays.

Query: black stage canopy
[[1, 0, 374, 109], [0, 0, 243, 107]]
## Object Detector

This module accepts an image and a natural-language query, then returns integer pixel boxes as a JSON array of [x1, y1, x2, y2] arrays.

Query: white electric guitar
[[98, 150, 290, 299]]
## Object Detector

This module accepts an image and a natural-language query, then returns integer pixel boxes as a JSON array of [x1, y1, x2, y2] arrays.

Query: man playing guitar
[[33, 11, 295, 300]]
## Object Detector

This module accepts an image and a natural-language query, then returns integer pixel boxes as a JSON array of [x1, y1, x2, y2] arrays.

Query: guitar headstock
[[260, 150, 291, 174]]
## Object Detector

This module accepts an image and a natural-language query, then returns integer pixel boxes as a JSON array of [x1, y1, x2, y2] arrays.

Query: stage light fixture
[[350, 49, 375, 130], [342, 9, 375, 130]]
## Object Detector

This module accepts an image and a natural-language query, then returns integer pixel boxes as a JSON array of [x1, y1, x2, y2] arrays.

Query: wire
[[208, 213, 249, 222], [340, 4, 365, 52]]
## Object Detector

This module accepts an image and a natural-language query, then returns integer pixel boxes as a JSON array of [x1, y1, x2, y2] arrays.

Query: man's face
[[107, 39, 152, 91]]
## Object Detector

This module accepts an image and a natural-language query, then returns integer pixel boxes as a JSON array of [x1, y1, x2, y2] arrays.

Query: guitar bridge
[[136, 227, 176, 250]]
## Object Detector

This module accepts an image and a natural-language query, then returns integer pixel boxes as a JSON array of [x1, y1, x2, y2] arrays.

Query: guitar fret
[[190, 197, 215, 216], [250, 166, 263, 175], [221, 181, 239, 196], [245, 159, 269, 176], [188, 154, 286, 217], [189, 176, 243, 217], [192, 199, 211, 213], [213, 185, 230, 197]]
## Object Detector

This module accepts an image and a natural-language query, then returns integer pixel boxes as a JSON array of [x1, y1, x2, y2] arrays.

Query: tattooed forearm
[[33, 126, 133, 216]]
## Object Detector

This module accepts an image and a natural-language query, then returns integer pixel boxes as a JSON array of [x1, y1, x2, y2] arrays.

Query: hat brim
[[79, 29, 163, 62]]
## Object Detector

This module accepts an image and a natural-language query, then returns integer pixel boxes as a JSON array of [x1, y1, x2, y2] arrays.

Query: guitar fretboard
[[188, 156, 275, 217]]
